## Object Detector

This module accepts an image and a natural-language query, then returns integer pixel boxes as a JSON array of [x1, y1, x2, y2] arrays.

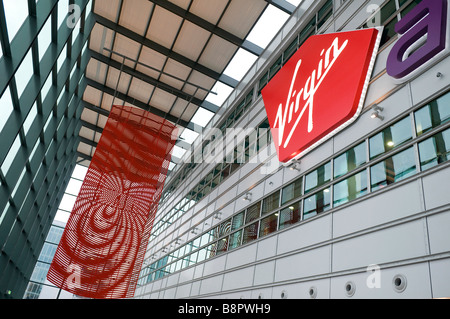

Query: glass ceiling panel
[[205, 82, 233, 107], [190, 107, 215, 128], [245, 5, 290, 49], [223, 48, 258, 82]]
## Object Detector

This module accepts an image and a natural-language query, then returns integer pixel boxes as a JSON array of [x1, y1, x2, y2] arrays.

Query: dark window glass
[[303, 188, 331, 220], [418, 128, 450, 171], [369, 116, 412, 159], [281, 177, 302, 205], [414, 92, 450, 136], [245, 202, 261, 224], [242, 222, 259, 245], [279, 201, 301, 230], [334, 142, 367, 178], [259, 213, 278, 238], [333, 170, 368, 207], [370, 147, 416, 191], [262, 191, 280, 216]]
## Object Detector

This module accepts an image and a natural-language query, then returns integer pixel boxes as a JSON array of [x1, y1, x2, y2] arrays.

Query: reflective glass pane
[[281, 177, 302, 205], [279, 201, 301, 230], [305, 162, 331, 193], [242, 222, 258, 245], [418, 128, 450, 171], [218, 218, 232, 237], [23, 101, 38, 136], [333, 170, 368, 207], [231, 211, 244, 231], [245, 202, 261, 224], [216, 237, 228, 255], [259, 213, 278, 238], [415, 92, 450, 136], [38, 16, 52, 61], [58, 0, 70, 29], [369, 116, 412, 159], [3, 0, 28, 41], [261, 191, 280, 216], [228, 230, 243, 250], [334, 142, 366, 178], [0, 87, 14, 133], [15, 49, 34, 97], [303, 187, 331, 220], [1, 133, 21, 174], [370, 147, 416, 191]]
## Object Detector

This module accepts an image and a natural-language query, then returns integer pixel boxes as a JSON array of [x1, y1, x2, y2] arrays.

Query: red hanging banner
[[47, 105, 177, 299]]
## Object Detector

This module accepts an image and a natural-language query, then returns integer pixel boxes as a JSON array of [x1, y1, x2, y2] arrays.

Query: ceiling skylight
[[223, 48, 258, 82], [190, 107, 215, 128], [205, 82, 234, 108], [245, 5, 290, 49], [180, 128, 200, 144]]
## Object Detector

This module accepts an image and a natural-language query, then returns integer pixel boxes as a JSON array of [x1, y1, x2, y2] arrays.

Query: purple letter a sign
[[387, 0, 448, 82]]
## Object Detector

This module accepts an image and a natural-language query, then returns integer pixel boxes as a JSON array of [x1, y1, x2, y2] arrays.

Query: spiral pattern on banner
[[47, 105, 176, 299]]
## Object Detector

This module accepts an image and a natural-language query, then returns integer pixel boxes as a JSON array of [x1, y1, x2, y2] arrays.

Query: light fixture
[[370, 104, 384, 120], [289, 159, 301, 171], [191, 227, 198, 235], [437, 72, 443, 78], [243, 192, 252, 201], [387, 141, 395, 147], [214, 212, 222, 220]]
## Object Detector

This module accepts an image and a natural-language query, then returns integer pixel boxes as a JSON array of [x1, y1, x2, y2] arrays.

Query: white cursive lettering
[[273, 37, 349, 149]]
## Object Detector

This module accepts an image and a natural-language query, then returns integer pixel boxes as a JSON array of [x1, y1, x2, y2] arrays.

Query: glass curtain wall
[[0, 0, 94, 299]]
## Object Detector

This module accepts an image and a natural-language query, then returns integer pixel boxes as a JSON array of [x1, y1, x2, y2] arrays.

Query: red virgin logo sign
[[262, 28, 382, 163]]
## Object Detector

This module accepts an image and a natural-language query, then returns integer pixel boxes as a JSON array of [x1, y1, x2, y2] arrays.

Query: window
[[259, 213, 278, 238], [23, 102, 38, 136], [0, 87, 14, 133], [303, 187, 331, 220], [15, 49, 34, 97], [305, 162, 331, 193], [1, 133, 22, 175], [369, 116, 412, 159], [245, 202, 261, 224], [279, 201, 301, 230], [334, 142, 366, 178], [261, 191, 280, 216], [242, 222, 259, 245], [3, 0, 29, 42], [333, 170, 368, 207], [38, 16, 52, 61], [231, 211, 245, 231], [418, 128, 450, 171], [281, 177, 302, 205], [228, 230, 243, 250], [370, 147, 416, 191], [218, 218, 232, 237], [414, 92, 450, 136]]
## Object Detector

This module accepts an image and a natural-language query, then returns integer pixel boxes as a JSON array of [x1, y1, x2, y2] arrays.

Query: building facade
[[134, 0, 450, 299]]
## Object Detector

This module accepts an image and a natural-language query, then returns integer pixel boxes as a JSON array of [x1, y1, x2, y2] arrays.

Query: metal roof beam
[[85, 78, 193, 129], [147, 0, 263, 57], [89, 50, 219, 113], [93, 14, 237, 89]]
